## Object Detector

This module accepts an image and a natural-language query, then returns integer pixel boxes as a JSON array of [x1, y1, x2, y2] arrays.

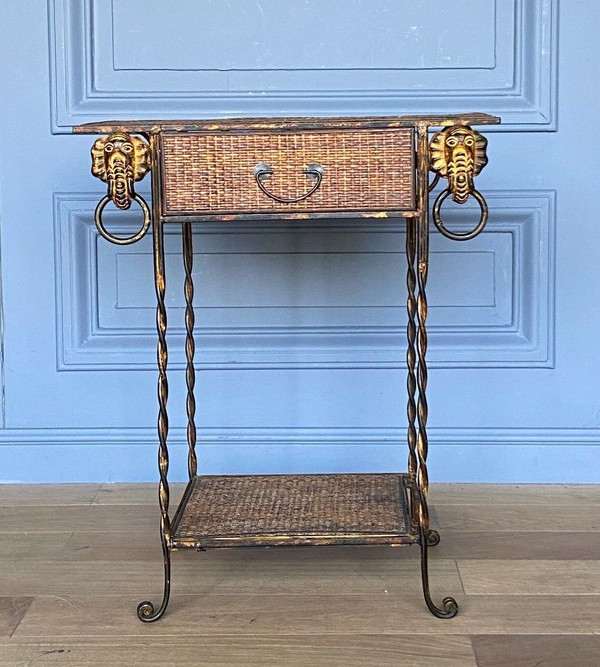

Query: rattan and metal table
[[74, 112, 499, 622]]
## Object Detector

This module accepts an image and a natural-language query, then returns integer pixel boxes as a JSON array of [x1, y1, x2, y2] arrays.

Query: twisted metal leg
[[138, 139, 171, 622], [415, 216, 456, 619], [415, 125, 457, 618], [405, 216, 419, 531], [182, 221, 197, 480], [408, 216, 439, 548]]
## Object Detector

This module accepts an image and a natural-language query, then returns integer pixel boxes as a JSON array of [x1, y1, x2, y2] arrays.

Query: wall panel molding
[[54, 190, 555, 371], [2, 426, 598, 483], [49, 0, 558, 132]]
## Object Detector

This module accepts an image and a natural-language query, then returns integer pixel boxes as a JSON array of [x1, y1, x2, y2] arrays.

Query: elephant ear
[[131, 136, 151, 182], [472, 132, 489, 176], [429, 128, 449, 176], [91, 137, 108, 182]]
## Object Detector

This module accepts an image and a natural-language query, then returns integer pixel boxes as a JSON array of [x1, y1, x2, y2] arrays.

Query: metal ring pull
[[428, 173, 441, 193], [94, 193, 151, 245], [253, 162, 324, 204], [432, 188, 488, 241]]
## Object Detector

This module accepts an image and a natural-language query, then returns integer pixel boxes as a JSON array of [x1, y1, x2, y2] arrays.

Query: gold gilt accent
[[429, 126, 487, 204], [91, 133, 151, 210]]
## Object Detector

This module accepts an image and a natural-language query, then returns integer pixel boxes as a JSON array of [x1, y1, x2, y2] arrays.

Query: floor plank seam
[[454, 560, 467, 596], [7, 597, 34, 640]]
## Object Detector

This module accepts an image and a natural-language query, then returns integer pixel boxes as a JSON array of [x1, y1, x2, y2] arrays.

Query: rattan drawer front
[[161, 128, 415, 217]]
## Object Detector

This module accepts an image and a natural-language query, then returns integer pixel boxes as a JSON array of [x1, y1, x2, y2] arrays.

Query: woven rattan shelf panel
[[171, 473, 416, 549], [160, 128, 415, 216]]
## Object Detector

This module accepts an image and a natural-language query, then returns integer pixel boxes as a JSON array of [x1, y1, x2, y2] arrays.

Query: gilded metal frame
[[74, 112, 499, 623]]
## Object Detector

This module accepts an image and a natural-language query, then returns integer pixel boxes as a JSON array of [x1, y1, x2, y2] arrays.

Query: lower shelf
[[171, 473, 417, 549]]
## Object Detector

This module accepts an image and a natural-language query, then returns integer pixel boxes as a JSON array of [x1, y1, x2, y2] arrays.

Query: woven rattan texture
[[161, 129, 414, 215], [174, 474, 407, 540]]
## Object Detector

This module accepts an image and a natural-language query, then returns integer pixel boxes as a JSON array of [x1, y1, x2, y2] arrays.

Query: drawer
[[160, 127, 415, 218]]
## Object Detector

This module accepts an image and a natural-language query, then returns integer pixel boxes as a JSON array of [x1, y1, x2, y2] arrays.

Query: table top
[[73, 112, 500, 135]]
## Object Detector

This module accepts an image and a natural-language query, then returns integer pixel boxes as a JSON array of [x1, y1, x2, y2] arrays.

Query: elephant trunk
[[447, 146, 475, 205], [107, 151, 134, 210]]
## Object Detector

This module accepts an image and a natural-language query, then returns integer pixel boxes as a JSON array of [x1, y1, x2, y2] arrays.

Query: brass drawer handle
[[253, 162, 324, 203]]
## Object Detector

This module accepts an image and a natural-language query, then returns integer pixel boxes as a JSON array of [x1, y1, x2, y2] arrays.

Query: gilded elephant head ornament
[[429, 125, 490, 242], [91, 133, 151, 210], [429, 126, 488, 204]]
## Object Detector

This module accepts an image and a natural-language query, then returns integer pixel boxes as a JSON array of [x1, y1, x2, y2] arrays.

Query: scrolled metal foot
[[419, 526, 458, 619], [431, 596, 459, 618], [427, 529, 440, 547], [137, 558, 170, 623], [137, 600, 165, 623], [136, 543, 171, 623]]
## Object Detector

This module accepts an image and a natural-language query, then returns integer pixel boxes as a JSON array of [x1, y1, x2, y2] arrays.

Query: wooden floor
[[1, 484, 599, 666]]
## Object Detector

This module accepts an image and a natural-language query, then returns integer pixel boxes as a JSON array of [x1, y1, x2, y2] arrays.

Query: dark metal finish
[[253, 161, 324, 203], [415, 125, 431, 536], [77, 113, 498, 623], [415, 123, 458, 616], [405, 215, 419, 532], [182, 221, 197, 480], [420, 524, 458, 618], [432, 187, 488, 241], [156, 208, 417, 224], [94, 192, 151, 245], [427, 529, 441, 547], [428, 172, 441, 193], [136, 134, 171, 623], [73, 112, 500, 135]]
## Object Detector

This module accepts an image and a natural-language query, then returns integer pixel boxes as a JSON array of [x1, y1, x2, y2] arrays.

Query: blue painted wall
[[0, 0, 598, 482]]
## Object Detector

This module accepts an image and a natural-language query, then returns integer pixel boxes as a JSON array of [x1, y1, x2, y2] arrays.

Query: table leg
[[405, 216, 419, 531], [415, 124, 458, 619], [183, 221, 197, 480], [137, 136, 171, 622]]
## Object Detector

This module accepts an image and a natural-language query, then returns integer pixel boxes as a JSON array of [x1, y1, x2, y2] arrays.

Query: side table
[[74, 112, 499, 621]]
